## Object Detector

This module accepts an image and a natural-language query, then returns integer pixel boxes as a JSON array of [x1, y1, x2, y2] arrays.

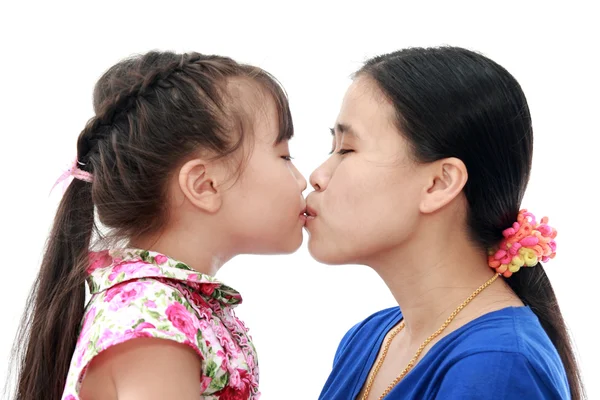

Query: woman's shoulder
[[335, 306, 566, 378], [345, 306, 401, 335], [334, 306, 401, 362], [443, 306, 561, 360], [343, 306, 400, 337], [433, 349, 570, 399], [432, 306, 570, 398]]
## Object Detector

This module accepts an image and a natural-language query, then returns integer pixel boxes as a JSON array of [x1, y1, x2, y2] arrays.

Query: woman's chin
[[308, 239, 353, 265]]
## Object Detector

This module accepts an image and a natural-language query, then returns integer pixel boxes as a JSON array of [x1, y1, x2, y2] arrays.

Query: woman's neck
[[369, 227, 523, 342]]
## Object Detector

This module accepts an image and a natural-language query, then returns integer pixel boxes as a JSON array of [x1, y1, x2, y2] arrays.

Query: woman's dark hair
[[10, 50, 292, 400], [358, 46, 584, 399]]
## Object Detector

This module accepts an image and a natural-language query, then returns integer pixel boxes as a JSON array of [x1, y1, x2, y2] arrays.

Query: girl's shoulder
[[61, 248, 259, 399]]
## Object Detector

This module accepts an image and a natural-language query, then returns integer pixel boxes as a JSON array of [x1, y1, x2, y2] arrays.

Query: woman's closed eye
[[328, 148, 354, 156]]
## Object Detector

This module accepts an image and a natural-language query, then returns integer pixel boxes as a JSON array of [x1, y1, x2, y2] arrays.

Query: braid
[[76, 53, 206, 164], [75, 52, 253, 167]]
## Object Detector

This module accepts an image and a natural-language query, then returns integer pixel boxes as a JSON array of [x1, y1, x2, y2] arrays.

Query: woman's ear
[[420, 157, 468, 214]]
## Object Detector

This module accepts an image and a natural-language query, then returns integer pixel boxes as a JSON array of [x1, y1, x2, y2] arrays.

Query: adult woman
[[306, 47, 583, 399]]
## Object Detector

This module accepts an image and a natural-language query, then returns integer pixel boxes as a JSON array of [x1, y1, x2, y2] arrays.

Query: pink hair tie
[[488, 209, 557, 277], [51, 159, 94, 193]]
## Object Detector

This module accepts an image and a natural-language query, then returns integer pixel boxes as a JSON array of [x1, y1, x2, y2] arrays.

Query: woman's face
[[305, 76, 430, 265]]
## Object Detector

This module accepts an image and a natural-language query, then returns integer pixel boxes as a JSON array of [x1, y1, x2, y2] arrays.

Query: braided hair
[[12, 50, 293, 400]]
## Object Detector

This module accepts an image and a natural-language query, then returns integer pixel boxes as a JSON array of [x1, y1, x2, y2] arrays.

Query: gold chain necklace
[[360, 273, 500, 400]]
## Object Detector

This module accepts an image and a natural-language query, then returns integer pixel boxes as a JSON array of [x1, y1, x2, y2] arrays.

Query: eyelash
[[281, 155, 294, 161], [329, 149, 354, 155], [329, 128, 354, 156]]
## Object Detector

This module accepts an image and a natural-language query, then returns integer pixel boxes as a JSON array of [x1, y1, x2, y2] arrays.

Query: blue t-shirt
[[319, 306, 570, 399]]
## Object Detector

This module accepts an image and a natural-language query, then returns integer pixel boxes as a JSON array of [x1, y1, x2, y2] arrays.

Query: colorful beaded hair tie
[[488, 209, 557, 277]]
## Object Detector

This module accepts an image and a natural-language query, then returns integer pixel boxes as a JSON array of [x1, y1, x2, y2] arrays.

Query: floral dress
[[61, 248, 259, 399]]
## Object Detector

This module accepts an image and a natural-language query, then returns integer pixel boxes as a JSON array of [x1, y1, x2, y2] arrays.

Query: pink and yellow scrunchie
[[488, 209, 557, 277]]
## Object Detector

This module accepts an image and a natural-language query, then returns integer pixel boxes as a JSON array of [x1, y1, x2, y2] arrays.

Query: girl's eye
[[337, 149, 354, 155], [281, 155, 294, 161]]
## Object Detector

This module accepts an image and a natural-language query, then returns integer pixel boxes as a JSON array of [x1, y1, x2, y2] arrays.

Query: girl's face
[[219, 87, 307, 255], [305, 77, 429, 265]]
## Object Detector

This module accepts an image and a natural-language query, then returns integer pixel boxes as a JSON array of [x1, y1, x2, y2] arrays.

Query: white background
[[1, 1, 598, 399]]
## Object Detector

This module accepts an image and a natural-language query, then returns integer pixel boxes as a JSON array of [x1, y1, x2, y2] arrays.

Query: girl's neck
[[129, 228, 232, 276]]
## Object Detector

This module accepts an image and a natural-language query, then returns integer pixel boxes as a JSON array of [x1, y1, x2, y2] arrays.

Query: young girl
[[13, 51, 307, 400], [307, 47, 584, 399]]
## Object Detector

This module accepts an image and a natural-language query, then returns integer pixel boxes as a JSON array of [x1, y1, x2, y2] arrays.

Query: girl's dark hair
[[358, 46, 584, 399], [11, 50, 292, 400]]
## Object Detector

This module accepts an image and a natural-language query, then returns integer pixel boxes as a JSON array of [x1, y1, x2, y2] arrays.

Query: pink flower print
[[75, 350, 85, 369], [229, 368, 242, 389], [119, 322, 156, 342], [216, 349, 226, 357], [200, 376, 212, 392], [213, 323, 238, 356], [228, 292, 243, 304], [63, 395, 77, 400], [213, 323, 226, 341], [220, 360, 229, 371], [96, 329, 117, 351], [246, 353, 256, 370], [226, 341, 239, 356], [145, 300, 157, 308], [75, 308, 99, 366], [77, 307, 97, 346], [198, 319, 209, 331], [200, 283, 220, 296], [96, 322, 156, 353], [108, 260, 160, 281], [213, 323, 228, 350], [166, 302, 198, 342], [208, 298, 223, 313], [213, 369, 252, 400], [219, 314, 238, 333], [154, 254, 168, 265], [197, 307, 212, 321], [190, 291, 211, 309], [104, 282, 147, 311], [87, 250, 112, 274], [135, 322, 156, 331], [182, 340, 204, 359], [213, 350, 228, 371], [75, 308, 98, 367], [120, 330, 152, 341], [236, 318, 250, 333]]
